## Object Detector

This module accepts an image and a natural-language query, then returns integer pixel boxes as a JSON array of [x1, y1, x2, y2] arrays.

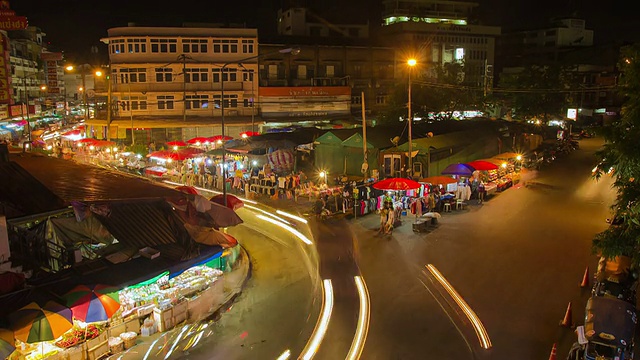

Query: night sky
[[8, 0, 640, 62]]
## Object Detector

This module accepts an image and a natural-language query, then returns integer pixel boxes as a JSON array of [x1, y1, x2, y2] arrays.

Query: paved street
[[345, 136, 615, 360]]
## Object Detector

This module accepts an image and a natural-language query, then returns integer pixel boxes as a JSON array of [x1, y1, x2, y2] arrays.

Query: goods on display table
[[6, 265, 225, 360]]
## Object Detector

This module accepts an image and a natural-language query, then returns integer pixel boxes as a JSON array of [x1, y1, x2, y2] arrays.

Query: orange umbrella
[[420, 175, 457, 185]]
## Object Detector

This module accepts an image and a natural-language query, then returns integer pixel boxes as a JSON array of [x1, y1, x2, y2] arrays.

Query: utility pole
[[181, 54, 187, 122], [361, 91, 368, 181], [106, 73, 112, 141]]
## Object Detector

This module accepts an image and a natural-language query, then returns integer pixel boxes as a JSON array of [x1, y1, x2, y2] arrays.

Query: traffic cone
[[581, 266, 590, 288], [548, 343, 557, 360], [560, 302, 573, 327]]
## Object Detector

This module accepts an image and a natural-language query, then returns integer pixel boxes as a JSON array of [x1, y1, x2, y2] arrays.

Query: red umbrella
[[208, 135, 233, 143], [76, 138, 98, 145], [93, 140, 116, 147], [420, 175, 457, 185], [187, 137, 210, 145], [175, 185, 199, 195], [62, 129, 82, 137], [373, 177, 421, 191], [167, 140, 187, 147], [466, 160, 499, 171], [210, 194, 244, 210]]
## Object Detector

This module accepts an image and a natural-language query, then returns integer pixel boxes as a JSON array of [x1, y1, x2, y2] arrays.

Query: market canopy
[[166, 140, 188, 147], [187, 137, 210, 145], [373, 177, 421, 191], [10, 301, 73, 343], [441, 163, 474, 176], [63, 284, 121, 323], [420, 175, 457, 185], [147, 148, 204, 161], [210, 194, 244, 211], [466, 160, 499, 171]]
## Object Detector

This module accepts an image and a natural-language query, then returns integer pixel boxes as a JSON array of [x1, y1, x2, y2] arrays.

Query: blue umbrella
[[441, 163, 474, 176]]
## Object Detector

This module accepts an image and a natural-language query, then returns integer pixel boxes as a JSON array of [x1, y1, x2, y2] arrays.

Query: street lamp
[[407, 58, 417, 178], [220, 47, 300, 206]]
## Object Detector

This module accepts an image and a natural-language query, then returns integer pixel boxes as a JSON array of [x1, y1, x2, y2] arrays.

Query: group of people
[[378, 197, 396, 235]]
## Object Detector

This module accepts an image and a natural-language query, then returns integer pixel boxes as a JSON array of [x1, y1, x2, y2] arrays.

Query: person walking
[[378, 205, 389, 234]]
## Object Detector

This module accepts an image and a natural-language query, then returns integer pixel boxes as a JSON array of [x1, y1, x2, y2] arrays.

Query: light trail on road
[[346, 275, 371, 360], [426, 264, 492, 350], [256, 214, 313, 245], [300, 279, 334, 360], [276, 209, 308, 224]]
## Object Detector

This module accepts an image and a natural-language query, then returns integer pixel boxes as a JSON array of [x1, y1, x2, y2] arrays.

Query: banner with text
[[259, 86, 351, 118]]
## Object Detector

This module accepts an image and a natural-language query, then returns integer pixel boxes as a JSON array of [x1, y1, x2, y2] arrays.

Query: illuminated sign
[[567, 108, 577, 120], [0, 15, 26, 30], [455, 48, 465, 60]]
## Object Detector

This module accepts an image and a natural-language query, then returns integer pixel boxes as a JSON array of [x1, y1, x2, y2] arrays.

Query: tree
[[379, 61, 481, 125], [497, 64, 573, 121], [592, 43, 640, 263]]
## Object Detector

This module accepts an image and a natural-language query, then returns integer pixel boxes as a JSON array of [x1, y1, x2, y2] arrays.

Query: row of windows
[[351, 95, 388, 105], [112, 68, 255, 83], [117, 94, 251, 111], [415, 34, 489, 45], [110, 37, 256, 55]]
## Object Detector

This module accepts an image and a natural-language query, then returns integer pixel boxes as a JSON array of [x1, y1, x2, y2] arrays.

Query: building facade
[[378, 0, 500, 89], [93, 25, 259, 142]]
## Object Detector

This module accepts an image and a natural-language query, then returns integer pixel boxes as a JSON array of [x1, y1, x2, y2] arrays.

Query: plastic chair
[[456, 199, 464, 210], [443, 202, 452, 212]]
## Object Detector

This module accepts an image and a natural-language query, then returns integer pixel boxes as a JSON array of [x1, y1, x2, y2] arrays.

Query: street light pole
[[407, 58, 416, 178], [23, 78, 31, 142], [220, 47, 299, 207]]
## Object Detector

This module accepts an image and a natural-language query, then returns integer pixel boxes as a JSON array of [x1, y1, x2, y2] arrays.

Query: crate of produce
[[119, 332, 138, 349]]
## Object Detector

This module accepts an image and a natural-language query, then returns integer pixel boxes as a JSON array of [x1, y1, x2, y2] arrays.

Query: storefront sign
[[260, 86, 351, 119], [45, 57, 61, 95], [0, 104, 7, 118], [0, 15, 27, 30], [0, 33, 9, 105]]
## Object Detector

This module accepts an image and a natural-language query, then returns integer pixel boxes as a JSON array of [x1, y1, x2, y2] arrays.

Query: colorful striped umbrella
[[0, 328, 15, 358], [10, 301, 73, 343], [63, 284, 121, 323]]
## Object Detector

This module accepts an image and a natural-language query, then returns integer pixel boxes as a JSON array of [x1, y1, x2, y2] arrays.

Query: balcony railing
[[95, 81, 248, 94]]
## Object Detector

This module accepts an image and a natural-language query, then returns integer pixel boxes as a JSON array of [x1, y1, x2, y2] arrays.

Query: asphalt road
[[345, 136, 615, 360]]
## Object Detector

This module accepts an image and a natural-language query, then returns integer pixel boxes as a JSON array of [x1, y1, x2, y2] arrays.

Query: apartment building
[[378, 0, 500, 89], [93, 25, 259, 142]]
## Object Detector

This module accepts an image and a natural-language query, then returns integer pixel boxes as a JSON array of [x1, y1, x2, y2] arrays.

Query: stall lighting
[[501, 163, 507, 168], [206, 159, 213, 165], [173, 145, 179, 151], [300, 279, 334, 360], [238, 164, 244, 169], [319, 171, 326, 178], [241, 133, 248, 139], [516, 155, 522, 161], [113, 147, 118, 152], [195, 142, 201, 146], [136, 154, 142, 159], [89, 145, 95, 150], [217, 140, 222, 144], [252, 160, 258, 166], [167, 158, 173, 164], [47, 145, 52, 150]]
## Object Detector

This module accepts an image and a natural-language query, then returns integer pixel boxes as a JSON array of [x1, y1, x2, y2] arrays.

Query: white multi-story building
[[93, 25, 258, 142], [379, 0, 500, 88]]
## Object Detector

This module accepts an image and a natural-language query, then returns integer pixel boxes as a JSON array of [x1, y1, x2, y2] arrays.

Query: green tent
[[341, 133, 378, 176], [314, 131, 350, 176]]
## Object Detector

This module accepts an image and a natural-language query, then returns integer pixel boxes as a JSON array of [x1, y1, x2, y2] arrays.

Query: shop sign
[[0, 33, 9, 104], [260, 86, 351, 97], [41, 52, 63, 61], [9, 103, 23, 116], [0, 15, 27, 30], [0, 104, 7, 118]]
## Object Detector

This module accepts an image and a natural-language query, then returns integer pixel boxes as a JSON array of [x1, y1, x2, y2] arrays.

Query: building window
[[212, 69, 221, 83], [297, 65, 307, 79], [128, 96, 148, 110], [213, 94, 238, 108], [111, 39, 125, 54], [186, 94, 209, 109], [182, 39, 208, 53], [150, 39, 178, 53], [243, 98, 255, 107], [268, 64, 278, 80], [155, 68, 173, 82], [126, 39, 147, 53], [242, 39, 255, 54], [376, 95, 387, 104], [352, 95, 362, 104], [185, 68, 209, 82], [222, 68, 237, 82], [353, 65, 362, 77], [157, 95, 174, 110], [326, 65, 335, 77], [242, 70, 254, 82], [213, 39, 238, 53], [115, 68, 147, 83]]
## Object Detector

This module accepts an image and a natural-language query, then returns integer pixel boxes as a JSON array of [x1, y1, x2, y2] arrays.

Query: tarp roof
[[0, 161, 66, 218], [342, 133, 375, 149]]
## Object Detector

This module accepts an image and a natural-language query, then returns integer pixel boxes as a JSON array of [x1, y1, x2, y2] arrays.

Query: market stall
[[5, 259, 228, 360]]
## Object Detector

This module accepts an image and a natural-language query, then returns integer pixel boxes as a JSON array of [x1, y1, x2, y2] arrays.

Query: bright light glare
[[276, 210, 308, 224], [256, 214, 312, 245], [300, 279, 334, 360], [426, 264, 492, 349], [346, 276, 371, 360], [276, 349, 291, 360], [516, 155, 522, 161], [319, 171, 326, 178], [407, 58, 417, 66]]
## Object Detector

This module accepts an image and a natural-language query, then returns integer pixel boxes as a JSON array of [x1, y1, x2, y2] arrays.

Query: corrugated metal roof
[[0, 159, 66, 218], [9, 153, 181, 204]]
